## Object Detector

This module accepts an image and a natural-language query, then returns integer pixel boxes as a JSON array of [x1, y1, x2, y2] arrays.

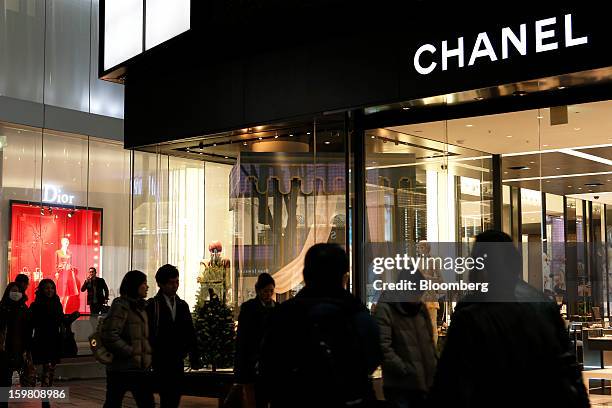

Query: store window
[[0, 122, 130, 313], [130, 117, 347, 310]]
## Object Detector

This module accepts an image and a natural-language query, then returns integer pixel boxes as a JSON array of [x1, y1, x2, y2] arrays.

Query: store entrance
[[367, 98, 612, 321]]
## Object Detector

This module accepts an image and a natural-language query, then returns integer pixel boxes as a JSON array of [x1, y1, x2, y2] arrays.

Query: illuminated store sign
[[43, 185, 76, 205], [413, 14, 589, 75], [103, 0, 191, 71]]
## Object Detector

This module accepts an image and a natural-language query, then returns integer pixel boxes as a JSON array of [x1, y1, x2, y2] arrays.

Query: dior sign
[[413, 14, 589, 75]]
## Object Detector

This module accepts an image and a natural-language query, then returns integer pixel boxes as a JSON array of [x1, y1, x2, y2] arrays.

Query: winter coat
[[30, 297, 68, 365], [428, 280, 589, 408], [101, 296, 152, 372], [234, 297, 276, 383], [81, 277, 109, 306], [374, 301, 437, 392], [146, 291, 198, 369], [0, 299, 31, 369]]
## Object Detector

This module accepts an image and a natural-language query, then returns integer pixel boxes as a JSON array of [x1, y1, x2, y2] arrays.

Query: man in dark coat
[[146, 264, 201, 408], [234, 273, 277, 408], [259, 243, 382, 408], [80, 267, 109, 314], [428, 230, 589, 408]]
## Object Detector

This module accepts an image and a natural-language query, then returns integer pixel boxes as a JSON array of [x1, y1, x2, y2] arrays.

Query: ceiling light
[[560, 149, 612, 166], [274, 135, 278, 139], [289, 134, 294, 137], [537, 116, 543, 119], [371, 136, 375, 139], [585, 182, 604, 187], [574, 127, 581, 131], [513, 90, 528, 97], [556, 167, 560, 170], [307, 132, 311, 135], [258, 137, 262, 140], [506, 135, 513, 138], [558, 86, 566, 90], [568, 186, 572, 188], [402, 107, 410, 110], [546, 180, 550, 183], [199, 152, 203, 155], [542, 144, 549, 147], [243, 142, 247, 145], [224, 156, 229, 159], [324, 141, 331, 145], [213, 143, 217, 146], [578, 188, 582, 190], [474, 97, 484, 101], [508, 166, 530, 170], [529, 161, 536, 164], [465, 124, 473, 128]]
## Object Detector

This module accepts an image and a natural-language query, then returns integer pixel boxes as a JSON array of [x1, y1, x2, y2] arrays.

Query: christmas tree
[[193, 242, 235, 371]]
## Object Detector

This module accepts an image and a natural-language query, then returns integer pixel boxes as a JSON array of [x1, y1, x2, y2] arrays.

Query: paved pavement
[[5, 379, 219, 407]]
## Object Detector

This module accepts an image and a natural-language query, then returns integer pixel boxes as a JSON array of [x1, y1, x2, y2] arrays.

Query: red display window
[[9, 201, 103, 314]]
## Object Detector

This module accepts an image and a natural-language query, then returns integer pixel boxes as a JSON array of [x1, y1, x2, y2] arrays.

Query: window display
[[9, 201, 102, 314]]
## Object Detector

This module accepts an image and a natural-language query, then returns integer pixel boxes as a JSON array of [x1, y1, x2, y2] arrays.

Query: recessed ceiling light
[[371, 136, 375, 139], [558, 86, 566, 90], [258, 137, 262, 140], [504, 171, 508, 174], [568, 185, 572, 188], [474, 97, 484, 101], [556, 167, 560, 170], [274, 135, 279, 139], [508, 166, 530, 170], [537, 116, 543, 119], [213, 143, 217, 146], [402, 107, 410, 110], [574, 127, 581, 131], [307, 132, 311, 135], [289, 134, 294, 137], [529, 161, 536, 164], [506, 135, 513, 138], [466, 124, 473, 128], [243, 142, 247, 145], [546, 180, 551, 183], [578, 187, 582, 190], [513, 90, 528, 97], [224, 156, 229, 159], [324, 141, 331, 145], [589, 190, 593, 192], [199, 152, 203, 155], [542, 144, 549, 147]]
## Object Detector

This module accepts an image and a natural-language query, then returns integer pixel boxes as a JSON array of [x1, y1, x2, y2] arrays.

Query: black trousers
[[104, 370, 154, 408], [90, 303, 104, 314], [0, 366, 14, 408], [154, 360, 184, 408]]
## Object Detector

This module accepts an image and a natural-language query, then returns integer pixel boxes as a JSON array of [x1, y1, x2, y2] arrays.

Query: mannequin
[[198, 241, 231, 303], [55, 237, 78, 310]]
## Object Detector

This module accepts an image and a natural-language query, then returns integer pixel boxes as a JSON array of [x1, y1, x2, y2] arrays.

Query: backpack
[[289, 297, 373, 407], [88, 317, 113, 365]]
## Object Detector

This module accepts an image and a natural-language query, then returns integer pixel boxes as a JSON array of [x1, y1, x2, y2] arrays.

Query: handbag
[[61, 322, 78, 358], [89, 317, 113, 365]]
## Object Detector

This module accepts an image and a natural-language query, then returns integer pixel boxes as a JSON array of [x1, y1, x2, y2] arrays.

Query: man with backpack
[[259, 243, 382, 408]]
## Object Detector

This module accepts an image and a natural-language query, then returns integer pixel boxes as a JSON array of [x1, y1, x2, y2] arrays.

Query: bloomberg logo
[[413, 14, 588, 75]]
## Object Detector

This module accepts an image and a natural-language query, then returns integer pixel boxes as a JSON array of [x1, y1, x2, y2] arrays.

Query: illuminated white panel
[[145, 0, 190, 50], [103, 0, 143, 70]]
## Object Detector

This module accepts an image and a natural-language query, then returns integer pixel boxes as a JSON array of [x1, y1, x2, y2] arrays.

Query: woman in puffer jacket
[[101, 270, 153, 408], [374, 269, 438, 408]]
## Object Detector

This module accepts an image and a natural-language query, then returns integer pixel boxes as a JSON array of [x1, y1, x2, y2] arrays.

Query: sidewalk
[[6, 379, 218, 407]]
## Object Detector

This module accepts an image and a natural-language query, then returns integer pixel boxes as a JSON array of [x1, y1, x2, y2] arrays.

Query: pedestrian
[[374, 269, 437, 408], [30, 279, 79, 406], [14, 274, 29, 300], [0, 283, 32, 408], [428, 230, 589, 408], [80, 267, 109, 314], [100, 270, 154, 408], [146, 264, 201, 408], [234, 273, 277, 408], [260, 243, 382, 408]]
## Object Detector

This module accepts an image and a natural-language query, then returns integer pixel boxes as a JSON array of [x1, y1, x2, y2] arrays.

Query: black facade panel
[[123, 1, 612, 148]]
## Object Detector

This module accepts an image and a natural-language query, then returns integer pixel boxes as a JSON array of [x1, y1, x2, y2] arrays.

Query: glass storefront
[[130, 117, 347, 310], [0, 121, 130, 313]]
